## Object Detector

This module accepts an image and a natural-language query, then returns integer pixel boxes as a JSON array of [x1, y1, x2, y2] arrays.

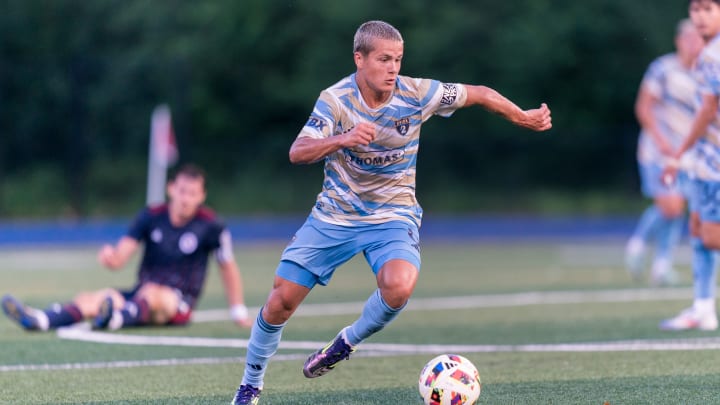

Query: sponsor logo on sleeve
[[441, 83, 458, 105], [306, 116, 328, 131]]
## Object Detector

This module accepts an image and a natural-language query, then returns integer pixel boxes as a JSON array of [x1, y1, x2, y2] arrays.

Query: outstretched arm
[[97, 236, 139, 270], [464, 85, 552, 132]]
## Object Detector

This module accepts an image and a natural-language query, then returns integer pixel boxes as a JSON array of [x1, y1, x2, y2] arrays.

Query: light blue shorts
[[693, 179, 720, 222], [639, 163, 690, 199], [276, 216, 421, 289]]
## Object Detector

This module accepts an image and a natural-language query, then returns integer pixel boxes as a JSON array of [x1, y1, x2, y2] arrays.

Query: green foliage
[[0, 0, 689, 217]]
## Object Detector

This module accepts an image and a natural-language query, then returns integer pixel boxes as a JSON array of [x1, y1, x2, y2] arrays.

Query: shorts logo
[[395, 117, 410, 136], [179, 232, 198, 254], [441, 83, 458, 105], [306, 116, 328, 131]]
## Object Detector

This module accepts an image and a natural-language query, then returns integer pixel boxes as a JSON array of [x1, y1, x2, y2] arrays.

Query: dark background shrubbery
[[0, 0, 688, 218]]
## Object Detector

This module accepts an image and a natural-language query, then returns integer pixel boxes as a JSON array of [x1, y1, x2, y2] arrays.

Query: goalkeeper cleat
[[624, 238, 646, 281], [92, 296, 114, 330], [1, 294, 44, 331]]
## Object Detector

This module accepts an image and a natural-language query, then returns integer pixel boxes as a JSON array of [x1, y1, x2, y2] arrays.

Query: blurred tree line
[[0, 0, 689, 218]]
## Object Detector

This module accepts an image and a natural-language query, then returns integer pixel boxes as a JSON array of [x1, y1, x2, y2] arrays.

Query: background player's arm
[[289, 122, 376, 164], [217, 258, 252, 328], [97, 236, 139, 270], [463, 85, 552, 132], [635, 85, 673, 155], [675, 93, 719, 158]]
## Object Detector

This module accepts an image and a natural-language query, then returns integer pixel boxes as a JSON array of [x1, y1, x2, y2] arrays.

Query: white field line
[[54, 327, 720, 353], [7, 335, 720, 373], [193, 287, 695, 322], [0, 287, 708, 373]]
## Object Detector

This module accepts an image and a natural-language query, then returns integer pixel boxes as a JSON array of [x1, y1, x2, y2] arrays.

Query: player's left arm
[[215, 230, 252, 328], [463, 85, 552, 132]]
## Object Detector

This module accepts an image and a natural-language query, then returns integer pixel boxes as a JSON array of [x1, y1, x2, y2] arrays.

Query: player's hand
[[98, 244, 122, 270], [230, 304, 253, 328], [341, 122, 376, 147], [661, 165, 678, 187], [521, 103, 552, 132]]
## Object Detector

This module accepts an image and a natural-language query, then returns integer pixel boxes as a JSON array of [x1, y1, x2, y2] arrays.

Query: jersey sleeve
[[640, 58, 664, 99], [296, 90, 338, 140], [415, 78, 468, 122], [214, 228, 235, 264], [698, 57, 720, 97], [126, 208, 152, 241]]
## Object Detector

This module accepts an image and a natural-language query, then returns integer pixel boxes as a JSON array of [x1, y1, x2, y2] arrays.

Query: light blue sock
[[655, 216, 684, 263], [242, 310, 285, 388], [692, 237, 716, 300], [345, 289, 404, 346], [632, 205, 663, 242]]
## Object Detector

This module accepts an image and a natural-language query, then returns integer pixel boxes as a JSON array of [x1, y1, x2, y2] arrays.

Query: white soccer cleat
[[659, 307, 718, 331]]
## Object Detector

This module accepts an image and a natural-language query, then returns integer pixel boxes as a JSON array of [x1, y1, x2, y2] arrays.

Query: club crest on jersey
[[306, 116, 328, 131], [179, 232, 198, 254], [441, 83, 458, 105], [394, 117, 410, 136]]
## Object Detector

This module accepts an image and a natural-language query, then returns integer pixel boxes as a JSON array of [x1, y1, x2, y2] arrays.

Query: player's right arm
[[289, 122, 376, 164], [635, 85, 673, 156], [97, 236, 139, 270]]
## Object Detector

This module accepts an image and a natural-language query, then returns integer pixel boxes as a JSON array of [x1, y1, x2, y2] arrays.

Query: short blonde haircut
[[353, 20, 403, 55]]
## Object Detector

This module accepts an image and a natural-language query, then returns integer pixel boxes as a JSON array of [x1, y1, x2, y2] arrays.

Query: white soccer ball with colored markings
[[418, 354, 481, 405]]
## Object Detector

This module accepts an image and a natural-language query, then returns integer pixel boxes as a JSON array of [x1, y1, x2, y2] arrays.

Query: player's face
[[355, 38, 403, 96], [167, 175, 206, 220], [677, 24, 704, 60], [690, 1, 720, 41]]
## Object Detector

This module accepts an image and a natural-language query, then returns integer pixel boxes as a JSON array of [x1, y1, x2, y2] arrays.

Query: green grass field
[[1, 240, 719, 404]]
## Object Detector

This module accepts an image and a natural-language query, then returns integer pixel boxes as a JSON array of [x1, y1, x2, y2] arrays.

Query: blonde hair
[[353, 20, 403, 55]]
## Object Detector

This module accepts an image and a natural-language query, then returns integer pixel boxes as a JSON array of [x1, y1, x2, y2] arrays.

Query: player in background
[[2, 164, 253, 331], [231, 20, 552, 405], [625, 19, 704, 286], [660, 0, 720, 331]]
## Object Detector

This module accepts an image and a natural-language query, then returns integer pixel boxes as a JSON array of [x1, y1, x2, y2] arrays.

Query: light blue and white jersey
[[637, 53, 697, 169], [694, 34, 720, 181], [297, 74, 467, 227]]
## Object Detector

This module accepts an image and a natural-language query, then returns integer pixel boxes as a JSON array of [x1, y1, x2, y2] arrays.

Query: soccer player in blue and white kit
[[2, 164, 253, 331], [660, 0, 720, 331], [231, 20, 552, 404], [625, 19, 703, 285]]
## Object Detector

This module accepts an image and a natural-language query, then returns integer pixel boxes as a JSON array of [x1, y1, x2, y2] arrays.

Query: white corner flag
[[146, 104, 179, 205]]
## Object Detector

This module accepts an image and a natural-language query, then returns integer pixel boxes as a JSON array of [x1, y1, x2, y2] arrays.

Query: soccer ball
[[418, 354, 481, 405]]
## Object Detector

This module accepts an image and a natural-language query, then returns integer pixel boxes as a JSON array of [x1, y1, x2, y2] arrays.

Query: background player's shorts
[[639, 163, 690, 199], [689, 177, 703, 214], [693, 179, 720, 223], [120, 284, 193, 326], [277, 215, 421, 289]]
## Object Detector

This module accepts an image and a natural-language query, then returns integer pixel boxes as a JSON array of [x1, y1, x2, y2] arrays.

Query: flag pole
[[146, 104, 178, 206]]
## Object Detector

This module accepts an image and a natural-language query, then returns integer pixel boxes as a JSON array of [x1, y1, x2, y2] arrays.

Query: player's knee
[[657, 197, 685, 218], [700, 223, 720, 250]]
